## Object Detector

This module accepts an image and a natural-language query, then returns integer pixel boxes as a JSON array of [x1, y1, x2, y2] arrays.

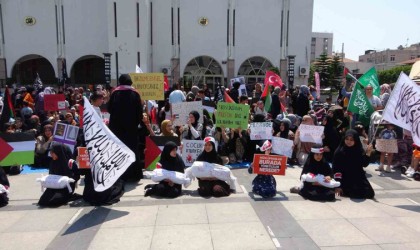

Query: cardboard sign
[[182, 139, 218, 166], [53, 122, 79, 152], [230, 77, 245, 88], [252, 154, 287, 175], [375, 139, 398, 153], [77, 147, 90, 169], [130, 73, 164, 100], [172, 101, 203, 126], [250, 122, 273, 140], [215, 102, 250, 129], [44, 94, 66, 111], [299, 124, 324, 144], [271, 137, 294, 158]]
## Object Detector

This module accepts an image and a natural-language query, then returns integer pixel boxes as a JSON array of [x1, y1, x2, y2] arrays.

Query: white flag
[[135, 65, 143, 73], [82, 97, 135, 191], [382, 72, 420, 145]]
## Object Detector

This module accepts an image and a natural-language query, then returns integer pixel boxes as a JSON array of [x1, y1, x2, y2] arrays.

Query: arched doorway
[[11, 55, 56, 85], [237, 56, 273, 84], [183, 56, 224, 93], [70, 55, 105, 85]]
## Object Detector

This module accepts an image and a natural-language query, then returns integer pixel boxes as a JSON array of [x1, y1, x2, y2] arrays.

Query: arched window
[[70, 55, 105, 85], [237, 57, 273, 84], [183, 56, 223, 92], [11, 55, 56, 85]]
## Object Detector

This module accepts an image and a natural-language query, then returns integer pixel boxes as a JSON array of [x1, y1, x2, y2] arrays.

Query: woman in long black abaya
[[299, 145, 335, 201], [196, 137, 231, 197], [332, 129, 375, 199], [38, 143, 79, 207], [144, 141, 185, 198]]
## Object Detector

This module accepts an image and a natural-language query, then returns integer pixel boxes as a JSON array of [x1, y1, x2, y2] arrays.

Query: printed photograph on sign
[[65, 125, 79, 141], [54, 122, 67, 138]]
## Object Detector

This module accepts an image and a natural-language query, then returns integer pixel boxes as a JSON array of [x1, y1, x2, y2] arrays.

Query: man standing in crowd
[[108, 74, 143, 181]]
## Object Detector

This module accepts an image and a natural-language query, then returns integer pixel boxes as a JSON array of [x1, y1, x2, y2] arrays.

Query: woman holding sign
[[332, 129, 375, 199], [196, 137, 231, 197], [181, 111, 203, 140]]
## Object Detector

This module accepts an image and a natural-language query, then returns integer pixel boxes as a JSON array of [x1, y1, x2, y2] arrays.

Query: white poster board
[[172, 101, 203, 126], [299, 124, 324, 144], [181, 140, 217, 166], [250, 122, 273, 140], [271, 137, 294, 158], [375, 139, 398, 153]]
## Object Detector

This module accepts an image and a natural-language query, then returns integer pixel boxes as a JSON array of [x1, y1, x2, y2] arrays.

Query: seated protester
[[294, 115, 316, 165], [196, 137, 231, 197], [248, 140, 277, 198], [322, 115, 341, 163], [227, 127, 247, 163], [144, 142, 185, 198], [213, 126, 230, 165], [0, 167, 10, 207], [201, 109, 214, 139], [333, 129, 375, 199], [297, 145, 335, 201], [64, 113, 78, 126], [34, 124, 54, 167], [38, 143, 80, 207], [180, 111, 203, 140], [275, 118, 294, 140], [160, 119, 178, 137]]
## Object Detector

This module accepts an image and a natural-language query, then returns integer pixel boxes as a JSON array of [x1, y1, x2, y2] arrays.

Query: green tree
[[377, 65, 412, 83], [267, 66, 280, 75], [310, 53, 343, 90]]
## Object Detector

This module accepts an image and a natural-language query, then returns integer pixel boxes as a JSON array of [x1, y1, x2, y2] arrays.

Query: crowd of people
[[0, 72, 419, 208]]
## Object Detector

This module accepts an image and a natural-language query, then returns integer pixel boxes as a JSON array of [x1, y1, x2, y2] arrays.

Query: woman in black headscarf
[[38, 143, 79, 207], [299, 144, 335, 201], [181, 111, 203, 140], [196, 137, 231, 197], [144, 141, 185, 198], [322, 115, 341, 163], [332, 129, 375, 199]]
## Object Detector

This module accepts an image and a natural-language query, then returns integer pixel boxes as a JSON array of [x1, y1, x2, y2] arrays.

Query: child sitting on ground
[[248, 140, 277, 198]]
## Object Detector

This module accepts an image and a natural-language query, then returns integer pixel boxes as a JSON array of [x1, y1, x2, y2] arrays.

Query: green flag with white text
[[358, 67, 380, 97], [348, 82, 374, 127]]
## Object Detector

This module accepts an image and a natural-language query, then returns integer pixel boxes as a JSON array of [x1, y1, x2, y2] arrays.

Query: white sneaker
[[406, 167, 415, 175], [407, 172, 414, 178]]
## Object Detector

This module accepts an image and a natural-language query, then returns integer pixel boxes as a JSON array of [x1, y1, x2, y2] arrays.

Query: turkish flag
[[264, 71, 283, 89], [164, 75, 169, 91]]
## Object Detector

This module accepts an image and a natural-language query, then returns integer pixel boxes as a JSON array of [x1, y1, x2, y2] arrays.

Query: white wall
[[4, 0, 58, 76], [179, 0, 228, 76], [234, 0, 282, 75], [288, 0, 314, 86], [152, 0, 173, 73], [63, 0, 109, 72]]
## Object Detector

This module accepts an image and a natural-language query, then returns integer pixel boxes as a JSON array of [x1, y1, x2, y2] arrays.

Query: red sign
[[77, 147, 90, 169], [44, 94, 66, 111], [252, 154, 287, 175]]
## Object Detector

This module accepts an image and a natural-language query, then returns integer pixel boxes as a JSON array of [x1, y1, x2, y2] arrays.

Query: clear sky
[[313, 0, 420, 61]]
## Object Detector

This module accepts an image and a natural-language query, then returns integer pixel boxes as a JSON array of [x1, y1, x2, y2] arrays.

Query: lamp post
[[103, 53, 112, 88]]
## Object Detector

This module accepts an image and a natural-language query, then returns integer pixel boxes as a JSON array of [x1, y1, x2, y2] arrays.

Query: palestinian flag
[[144, 136, 180, 170], [0, 132, 35, 166], [0, 87, 15, 130]]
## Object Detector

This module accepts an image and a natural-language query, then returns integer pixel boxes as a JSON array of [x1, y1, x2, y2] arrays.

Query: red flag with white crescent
[[264, 71, 283, 89]]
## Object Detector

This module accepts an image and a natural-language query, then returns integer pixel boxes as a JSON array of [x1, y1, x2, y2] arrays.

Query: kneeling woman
[[38, 143, 79, 207], [144, 142, 185, 198], [196, 137, 231, 197], [299, 145, 335, 201], [332, 129, 375, 199]]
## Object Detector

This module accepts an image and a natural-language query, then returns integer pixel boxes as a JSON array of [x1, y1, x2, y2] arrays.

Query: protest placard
[[271, 137, 294, 158], [44, 94, 66, 111], [129, 73, 164, 100], [375, 139, 398, 153], [182, 139, 218, 166], [77, 147, 90, 169], [252, 154, 287, 175], [230, 76, 245, 88], [172, 101, 203, 126], [299, 124, 324, 144], [250, 122, 273, 140], [53, 122, 79, 152], [215, 102, 249, 129]]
